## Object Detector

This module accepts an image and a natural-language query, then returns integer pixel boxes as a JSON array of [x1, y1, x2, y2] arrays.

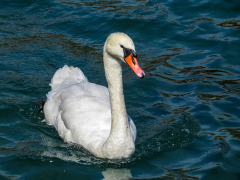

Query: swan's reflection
[[102, 168, 132, 180]]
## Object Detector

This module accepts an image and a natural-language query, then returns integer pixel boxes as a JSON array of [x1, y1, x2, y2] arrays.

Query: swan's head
[[104, 32, 145, 78]]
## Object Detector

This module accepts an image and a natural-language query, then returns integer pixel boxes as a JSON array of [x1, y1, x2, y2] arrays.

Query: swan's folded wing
[[44, 72, 112, 151]]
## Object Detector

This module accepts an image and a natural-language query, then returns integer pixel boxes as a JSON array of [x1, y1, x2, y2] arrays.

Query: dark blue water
[[0, 0, 240, 179]]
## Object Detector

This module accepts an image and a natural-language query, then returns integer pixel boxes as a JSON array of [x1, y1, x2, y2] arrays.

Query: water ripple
[[0, 0, 240, 179]]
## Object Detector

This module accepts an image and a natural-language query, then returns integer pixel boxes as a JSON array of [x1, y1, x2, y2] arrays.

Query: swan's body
[[44, 33, 145, 159]]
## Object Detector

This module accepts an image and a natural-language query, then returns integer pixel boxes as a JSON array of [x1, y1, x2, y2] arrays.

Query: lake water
[[0, 0, 240, 179]]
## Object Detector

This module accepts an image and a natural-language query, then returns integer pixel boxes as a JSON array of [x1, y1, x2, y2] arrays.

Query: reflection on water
[[102, 168, 132, 180], [218, 19, 240, 29]]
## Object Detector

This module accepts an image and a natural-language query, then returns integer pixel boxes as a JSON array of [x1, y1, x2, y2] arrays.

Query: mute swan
[[44, 32, 145, 159]]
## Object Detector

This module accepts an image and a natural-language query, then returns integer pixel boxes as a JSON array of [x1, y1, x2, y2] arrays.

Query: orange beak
[[125, 54, 145, 78]]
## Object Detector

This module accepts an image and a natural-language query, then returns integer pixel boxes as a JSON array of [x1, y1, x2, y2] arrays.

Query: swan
[[43, 32, 145, 159]]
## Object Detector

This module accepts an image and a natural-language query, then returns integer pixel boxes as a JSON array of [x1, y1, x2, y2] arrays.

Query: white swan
[[43, 33, 145, 159]]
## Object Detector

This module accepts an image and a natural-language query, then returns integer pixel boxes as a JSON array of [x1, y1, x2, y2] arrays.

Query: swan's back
[[44, 65, 113, 153]]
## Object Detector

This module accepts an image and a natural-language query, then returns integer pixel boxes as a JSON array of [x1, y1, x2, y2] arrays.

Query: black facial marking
[[120, 45, 137, 59], [132, 51, 137, 58]]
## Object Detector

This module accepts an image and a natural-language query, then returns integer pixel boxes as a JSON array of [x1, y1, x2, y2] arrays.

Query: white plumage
[[44, 33, 145, 159]]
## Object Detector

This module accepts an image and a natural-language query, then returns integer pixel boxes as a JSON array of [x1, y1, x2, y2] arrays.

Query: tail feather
[[50, 65, 88, 90]]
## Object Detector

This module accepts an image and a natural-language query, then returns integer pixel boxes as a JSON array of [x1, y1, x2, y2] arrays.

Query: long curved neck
[[104, 55, 127, 129], [102, 49, 134, 158]]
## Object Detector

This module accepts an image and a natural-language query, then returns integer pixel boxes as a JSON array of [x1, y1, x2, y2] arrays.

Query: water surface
[[0, 0, 240, 179]]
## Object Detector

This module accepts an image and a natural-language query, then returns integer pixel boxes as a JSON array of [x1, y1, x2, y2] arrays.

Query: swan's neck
[[102, 50, 134, 158]]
